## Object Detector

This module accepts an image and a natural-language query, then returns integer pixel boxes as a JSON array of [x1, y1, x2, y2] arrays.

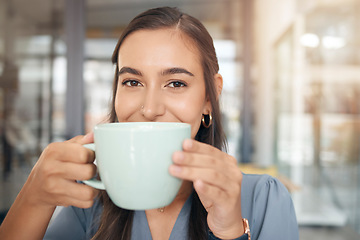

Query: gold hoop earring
[[201, 113, 213, 128]]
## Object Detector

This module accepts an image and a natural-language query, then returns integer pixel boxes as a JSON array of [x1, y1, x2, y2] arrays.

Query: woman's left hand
[[169, 139, 244, 239]]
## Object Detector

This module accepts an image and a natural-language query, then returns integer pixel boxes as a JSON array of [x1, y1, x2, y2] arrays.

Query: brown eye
[[167, 81, 187, 88], [122, 80, 142, 87]]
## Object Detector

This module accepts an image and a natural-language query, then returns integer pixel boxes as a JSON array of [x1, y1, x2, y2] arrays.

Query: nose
[[141, 87, 166, 121]]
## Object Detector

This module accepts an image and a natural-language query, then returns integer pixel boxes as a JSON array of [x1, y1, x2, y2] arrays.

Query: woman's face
[[114, 29, 211, 138]]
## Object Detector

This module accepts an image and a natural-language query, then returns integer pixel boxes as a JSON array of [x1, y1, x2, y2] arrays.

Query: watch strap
[[208, 231, 249, 240], [208, 218, 251, 240]]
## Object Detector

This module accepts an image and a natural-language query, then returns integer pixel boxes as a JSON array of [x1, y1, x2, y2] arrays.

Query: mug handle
[[82, 143, 106, 190]]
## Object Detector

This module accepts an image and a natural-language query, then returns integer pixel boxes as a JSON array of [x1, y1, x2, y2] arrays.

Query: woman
[[0, 7, 298, 240]]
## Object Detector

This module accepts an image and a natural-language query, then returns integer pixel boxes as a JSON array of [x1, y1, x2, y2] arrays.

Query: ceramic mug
[[83, 122, 191, 210]]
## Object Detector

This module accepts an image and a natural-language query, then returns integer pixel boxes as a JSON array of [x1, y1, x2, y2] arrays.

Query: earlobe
[[202, 100, 212, 116], [214, 73, 223, 99]]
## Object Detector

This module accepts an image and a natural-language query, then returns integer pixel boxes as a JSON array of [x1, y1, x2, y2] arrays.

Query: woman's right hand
[[24, 133, 99, 209], [0, 133, 99, 240]]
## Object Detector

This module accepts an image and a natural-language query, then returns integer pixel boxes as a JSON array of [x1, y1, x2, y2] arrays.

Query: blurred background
[[0, 0, 359, 239]]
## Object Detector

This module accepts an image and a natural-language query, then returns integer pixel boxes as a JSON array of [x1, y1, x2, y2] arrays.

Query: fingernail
[[170, 165, 182, 174], [82, 133, 90, 139], [173, 151, 184, 163], [83, 132, 94, 140], [183, 139, 192, 149]]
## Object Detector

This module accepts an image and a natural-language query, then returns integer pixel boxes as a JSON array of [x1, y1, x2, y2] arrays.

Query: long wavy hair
[[92, 7, 226, 240]]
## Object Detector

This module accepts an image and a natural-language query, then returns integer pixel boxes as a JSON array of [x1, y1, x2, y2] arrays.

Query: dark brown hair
[[92, 6, 226, 240]]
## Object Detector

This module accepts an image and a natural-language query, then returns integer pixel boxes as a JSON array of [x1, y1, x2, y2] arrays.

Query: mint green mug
[[83, 122, 191, 210]]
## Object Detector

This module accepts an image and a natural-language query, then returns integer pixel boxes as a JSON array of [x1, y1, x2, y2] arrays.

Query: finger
[[67, 132, 94, 145], [183, 139, 238, 171], [64, 181, 99, 202], [56, 194, 97, 209], [42, 177, 99, 208], [43, 142, 95, 164], [78, 132, 94, 145], [172, 151, 226, 172], [182, 139, 220, 155], [53, 180, 99, 207], [182, 139, 237, 166], [169, 165, 232, 192], [59, 143, 95, 163], [67, 135, 84, 143], [172, 150, 242, 185], [59, 162, 97, 181]]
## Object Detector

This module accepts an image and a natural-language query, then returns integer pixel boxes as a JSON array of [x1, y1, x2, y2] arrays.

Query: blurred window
[[274, 0, 360, 233]]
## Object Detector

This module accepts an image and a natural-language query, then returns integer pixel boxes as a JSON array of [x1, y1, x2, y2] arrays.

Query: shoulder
[[242, 173, 280, 186], [240, 173, 293, 221], [241, 173, 288, 196], [241, 173, 292, 211], [240, 173, 299, 240]]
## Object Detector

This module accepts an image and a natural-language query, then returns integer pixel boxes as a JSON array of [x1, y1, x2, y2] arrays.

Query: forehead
[[118, 28, 202, 68]]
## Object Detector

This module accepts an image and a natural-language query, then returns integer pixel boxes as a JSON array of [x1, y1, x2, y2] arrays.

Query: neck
[[146, 181, 192, 215]]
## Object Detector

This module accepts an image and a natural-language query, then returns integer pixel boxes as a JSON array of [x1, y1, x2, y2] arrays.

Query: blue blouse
[[44, 174, 299, 240]]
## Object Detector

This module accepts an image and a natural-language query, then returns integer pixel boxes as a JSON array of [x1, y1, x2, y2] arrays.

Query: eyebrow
[[118, 67, 142, 76], [161, 67, 194, 77], [118, 66, 194, 77]]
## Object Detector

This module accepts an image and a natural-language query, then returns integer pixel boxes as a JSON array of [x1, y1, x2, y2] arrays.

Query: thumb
[[67, 132, 94, 145], [81, 132, 94, 144]]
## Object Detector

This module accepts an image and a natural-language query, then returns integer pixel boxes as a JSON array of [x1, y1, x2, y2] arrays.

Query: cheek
[[114, 92, 141, 121], [114, 94, 122, 120], [166, 94, 206, 139], [191, 119, 202, 139]]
